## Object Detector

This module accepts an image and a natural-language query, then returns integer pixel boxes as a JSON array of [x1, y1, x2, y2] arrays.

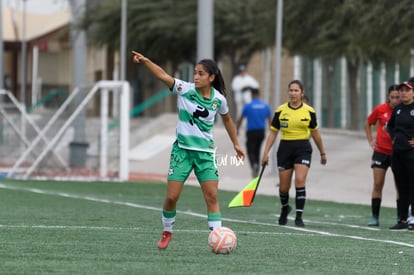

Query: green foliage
[[82, 0, 276, 69], [284, 0, 414, 66], [362, 0, 414, 67], [215, 0, 276, 68], [1, 180, 413, 274], [283, 0, 333, 58], [83, 0, 197, 65], [82, 0, 414, 68], [283, 0, 414, 129]]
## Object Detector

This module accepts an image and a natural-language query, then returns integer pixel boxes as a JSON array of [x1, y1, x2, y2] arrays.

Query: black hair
[[251, 88, 259, 95], [387, 84, 399, 103], [288, 79, 304, 92], [197, 59, 227, 97], [388, 84, 399, 94]]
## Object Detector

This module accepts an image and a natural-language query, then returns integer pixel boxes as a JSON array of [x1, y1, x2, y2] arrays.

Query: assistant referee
[[261, 80, 327, 227]]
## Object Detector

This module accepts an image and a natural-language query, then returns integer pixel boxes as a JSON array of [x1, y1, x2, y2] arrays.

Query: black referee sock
[[295, 187, 306, 218], [279, 191, 289, 207]]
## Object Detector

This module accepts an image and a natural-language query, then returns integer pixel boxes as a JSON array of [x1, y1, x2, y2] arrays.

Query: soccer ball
[[208, 227, 237, 255]]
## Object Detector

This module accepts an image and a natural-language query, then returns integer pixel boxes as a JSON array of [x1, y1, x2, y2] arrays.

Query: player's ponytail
[[197, 59, 227, 97]]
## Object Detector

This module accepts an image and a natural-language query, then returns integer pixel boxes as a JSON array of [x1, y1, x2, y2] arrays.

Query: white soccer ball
[[208, 227, 237, 255]]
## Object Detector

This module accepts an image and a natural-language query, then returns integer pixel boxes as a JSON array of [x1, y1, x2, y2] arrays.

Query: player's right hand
[[261, 155, 269, 166], [131, 50, 145, 63]]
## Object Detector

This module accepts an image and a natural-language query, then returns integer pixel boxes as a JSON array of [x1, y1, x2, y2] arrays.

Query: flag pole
[[251, 164, 266, 204]]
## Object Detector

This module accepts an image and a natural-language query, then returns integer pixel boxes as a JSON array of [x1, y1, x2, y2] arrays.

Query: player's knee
[[165, 195, 179, 206], [204, 193, 218, 205], [295, 175, 307, 185]]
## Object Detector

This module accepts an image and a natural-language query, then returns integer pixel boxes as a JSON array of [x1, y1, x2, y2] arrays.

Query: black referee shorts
[[277, 140, 312, 170]]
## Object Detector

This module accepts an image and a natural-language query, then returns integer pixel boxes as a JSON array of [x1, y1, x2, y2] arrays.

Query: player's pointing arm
[[131, 50, 175, 89]]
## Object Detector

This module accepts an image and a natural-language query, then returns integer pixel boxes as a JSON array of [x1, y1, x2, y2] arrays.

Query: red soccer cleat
[[157, 231, 172, 249]]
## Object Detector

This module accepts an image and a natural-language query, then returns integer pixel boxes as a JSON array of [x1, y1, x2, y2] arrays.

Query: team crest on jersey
[[177, 84, 183, 92], [212, 100, 218, 111]]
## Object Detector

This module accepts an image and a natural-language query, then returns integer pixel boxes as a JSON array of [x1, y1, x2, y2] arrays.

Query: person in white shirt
[[231, 65, 259, 116]]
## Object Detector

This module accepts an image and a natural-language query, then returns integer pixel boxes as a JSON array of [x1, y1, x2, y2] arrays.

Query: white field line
[[0, 182, 413, 248], [0, 224, 306, 236], [0, 224, 142, 230]]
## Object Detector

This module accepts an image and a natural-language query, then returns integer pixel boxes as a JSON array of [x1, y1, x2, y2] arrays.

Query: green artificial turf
[[0, 180, 411, 274]]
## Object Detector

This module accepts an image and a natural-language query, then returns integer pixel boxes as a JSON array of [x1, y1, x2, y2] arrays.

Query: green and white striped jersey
[[172, 78, 229, 153]]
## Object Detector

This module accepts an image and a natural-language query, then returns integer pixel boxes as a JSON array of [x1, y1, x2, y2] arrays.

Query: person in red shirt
[[365, 84, 400, 227]]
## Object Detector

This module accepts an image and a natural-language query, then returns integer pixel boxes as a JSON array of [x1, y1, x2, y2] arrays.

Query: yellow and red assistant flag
[[228, 165, 266, 208]]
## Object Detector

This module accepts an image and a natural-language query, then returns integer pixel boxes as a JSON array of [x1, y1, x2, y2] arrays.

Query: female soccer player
[[261, 80, 327, 227], [132, 51, 245, 249], [365, 84, 400, 227]]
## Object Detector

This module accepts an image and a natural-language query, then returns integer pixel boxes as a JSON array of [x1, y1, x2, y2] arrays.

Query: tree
[[82, 0, 197, 66], [283, 0, 414, 129], [82, 0, 276, 77], [81, 0, 277, 118], [214, 0, 276, 72]]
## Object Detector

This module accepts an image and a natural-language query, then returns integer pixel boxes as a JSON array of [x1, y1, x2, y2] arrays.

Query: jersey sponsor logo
[[280, 123, 288, 128], [190, 105, 209, 126], [300, 118, 310, 121], [193, 106, 209, 119], [411, 110, 414, 116], [396, 109, 401, 115]]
